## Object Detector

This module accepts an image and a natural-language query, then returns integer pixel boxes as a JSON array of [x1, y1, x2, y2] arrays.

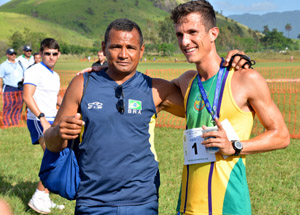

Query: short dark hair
[[40, 38, 60, 52], [104, 18, 143, 47], [33, 52, 40, 57], [170, 0, 216, 32]]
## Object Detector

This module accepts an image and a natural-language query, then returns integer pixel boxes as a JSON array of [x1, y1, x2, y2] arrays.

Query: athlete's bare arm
[[202, 69, 290, 155], [44, 75, 84, 152]]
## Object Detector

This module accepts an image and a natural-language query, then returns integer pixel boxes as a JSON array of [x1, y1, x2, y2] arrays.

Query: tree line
[[7, 20, 300, 57]]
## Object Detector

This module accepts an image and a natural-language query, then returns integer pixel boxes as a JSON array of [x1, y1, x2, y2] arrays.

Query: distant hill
[[229, 11, 300, 39], [0, 0, 260, 52], [0, 0, 169, 39], [0, 12, 93, 46]]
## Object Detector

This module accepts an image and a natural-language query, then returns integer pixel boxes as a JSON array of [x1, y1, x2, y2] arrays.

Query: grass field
[[0, 127, 299, 215], [0, 59, 299, 214]]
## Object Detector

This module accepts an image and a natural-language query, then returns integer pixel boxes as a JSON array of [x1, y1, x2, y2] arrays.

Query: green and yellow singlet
[[177, 68, 254, 215]]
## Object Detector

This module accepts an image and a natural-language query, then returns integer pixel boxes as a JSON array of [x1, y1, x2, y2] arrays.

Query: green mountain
[[0, 11, 93, 46], [0, 0, 261, 53], [0, 0, 169, 39]]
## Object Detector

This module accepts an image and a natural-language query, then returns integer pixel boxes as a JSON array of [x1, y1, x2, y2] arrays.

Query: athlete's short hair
[[170, 0, 216, 32]]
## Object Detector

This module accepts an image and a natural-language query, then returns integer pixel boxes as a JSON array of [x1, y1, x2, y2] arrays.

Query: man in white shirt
[[23, 38, 64, 214], [17, 45, 34, 72]]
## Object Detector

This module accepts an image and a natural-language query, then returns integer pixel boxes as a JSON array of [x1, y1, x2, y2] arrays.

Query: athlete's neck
[[196, 56, 222, 81]]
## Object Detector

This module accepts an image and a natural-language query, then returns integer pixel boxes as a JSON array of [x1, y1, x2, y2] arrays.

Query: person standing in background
[[17, 45, 34, 72], [27, 52, 41, 70], [23, 38, 64, 214], [33, 52, 41, 64], [0, 48, 24, 126], [92, 50, 108, 67]]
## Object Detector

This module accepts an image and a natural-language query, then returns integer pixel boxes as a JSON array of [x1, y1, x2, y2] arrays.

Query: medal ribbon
[[197, 58, 225, 122]]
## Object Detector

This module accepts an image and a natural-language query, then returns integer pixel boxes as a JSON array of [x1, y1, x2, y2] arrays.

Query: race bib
[[183, 119, 240, 165], [183, 127, 216, 165]]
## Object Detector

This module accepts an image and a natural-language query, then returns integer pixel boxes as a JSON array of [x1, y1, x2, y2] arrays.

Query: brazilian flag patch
[[128, 99, 142, 110]]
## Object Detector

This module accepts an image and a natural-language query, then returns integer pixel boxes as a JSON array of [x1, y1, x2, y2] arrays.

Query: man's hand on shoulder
[[223, 50, 255, 70]]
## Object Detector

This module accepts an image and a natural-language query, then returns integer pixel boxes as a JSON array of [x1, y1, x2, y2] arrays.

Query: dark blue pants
[[75, 200, 158, 215], [2, 85, 23, 126]]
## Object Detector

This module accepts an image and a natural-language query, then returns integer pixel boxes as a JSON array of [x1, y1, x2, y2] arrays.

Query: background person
[[0, 48, 24, 126], [170, 1, 290, 214], [17, 45, 34, 72], [91, 50, 108, 67], [23, 38, 64, 214], [33, 52, 41, 64], [27, 53, 41, 70]]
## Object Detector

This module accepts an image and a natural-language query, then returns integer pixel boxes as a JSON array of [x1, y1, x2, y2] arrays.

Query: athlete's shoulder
[[233, 67, 264, 84]]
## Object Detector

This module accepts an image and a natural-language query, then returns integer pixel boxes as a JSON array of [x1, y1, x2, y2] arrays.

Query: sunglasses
[[44, 52, 59, 56], [115, 85, 125, 114], [9, 53, 16, 55]]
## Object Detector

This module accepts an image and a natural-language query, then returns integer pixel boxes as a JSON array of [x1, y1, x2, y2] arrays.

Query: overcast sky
[[209, 0, 300, 16], [0, 0, 299, 17]]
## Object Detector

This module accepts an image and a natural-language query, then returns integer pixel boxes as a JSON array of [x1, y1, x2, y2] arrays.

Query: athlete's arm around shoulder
[[44, 74, 85, 152], [152, 78, 185, 118], [233, 68, 290, 153]]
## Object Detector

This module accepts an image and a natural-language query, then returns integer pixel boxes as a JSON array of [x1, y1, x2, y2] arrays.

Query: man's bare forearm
[[44, 126, 68, 152]]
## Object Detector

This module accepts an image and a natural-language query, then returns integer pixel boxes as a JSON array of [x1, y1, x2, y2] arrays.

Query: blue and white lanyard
[[197, 58, 225, 124]]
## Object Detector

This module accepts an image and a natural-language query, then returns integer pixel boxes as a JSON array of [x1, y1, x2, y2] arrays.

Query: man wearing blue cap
[[17, 45, 34, 72], [0, 48, 24, 126]]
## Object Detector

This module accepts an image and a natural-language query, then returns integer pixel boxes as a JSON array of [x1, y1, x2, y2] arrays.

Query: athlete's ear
[[209, 27, 219, 43]]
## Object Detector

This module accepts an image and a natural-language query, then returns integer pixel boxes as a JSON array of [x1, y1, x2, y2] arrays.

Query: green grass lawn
[[0, 127, 299, 215]]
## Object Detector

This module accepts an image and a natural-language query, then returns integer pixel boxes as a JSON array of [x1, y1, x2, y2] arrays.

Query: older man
[[45, 18, 184, 215]]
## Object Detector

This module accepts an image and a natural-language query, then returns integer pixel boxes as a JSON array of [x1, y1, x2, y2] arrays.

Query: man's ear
[[140, 44, 145, 59], [101, 41, 106, 56], [209, 27, 219, 42]]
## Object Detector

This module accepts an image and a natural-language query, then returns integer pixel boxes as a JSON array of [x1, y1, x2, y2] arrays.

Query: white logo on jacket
[[88, 102, 103, 109]]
